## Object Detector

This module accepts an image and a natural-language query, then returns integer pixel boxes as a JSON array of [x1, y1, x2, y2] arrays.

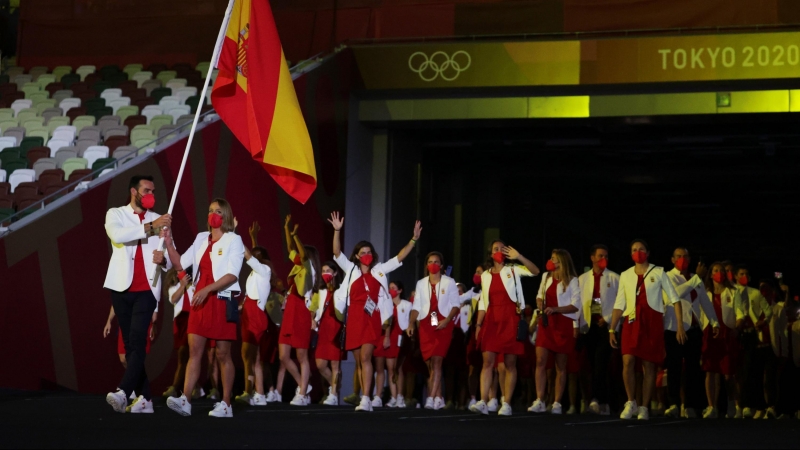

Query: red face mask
[[712, 272, 725, 284], [726, 272, 734, 281], [737, 276, 748, 286], [545, 260, 556, 271], [675, 256, 689, 272], [359, 254, 373, 266], [492, 251, 505, 264], [427, 263, 441, 275], [140, 193, 155, 210], [597, 258, 608, 270], [389, 289, 399, 299], [208, 212, 223, 229], [322, 273, 334, 284], [632, 250, 648, 264], [472, 274, 482, 285]]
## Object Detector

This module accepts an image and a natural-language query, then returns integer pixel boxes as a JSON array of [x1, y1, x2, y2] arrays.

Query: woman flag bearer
[[234, 220, 272, 407], [164, 199, 245, 418], [470, 240, 540, 416], [372, 281, 411, 408], [314, 261, 345, 406], [407, 252, 461, 410], [104, 175, 171, 414], [329, 212, 421, 412], [609, 239, 684, 421], [529, 249, 581, 415], [702, 262, 744, 419]]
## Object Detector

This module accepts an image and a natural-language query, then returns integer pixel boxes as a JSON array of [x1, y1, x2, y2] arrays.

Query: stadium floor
[[1, 390, 797, 449]]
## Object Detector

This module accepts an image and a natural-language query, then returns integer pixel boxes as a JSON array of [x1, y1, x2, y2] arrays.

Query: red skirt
[[419, 315, 454, 361], [620, 305, 665, 366], [535, 313, 575, 354], [480, 300, 524, 356], [172, 312, 189, 349], [374, 321, 402, 359], [465, 325, 483, 367], [242, 299, 268, 345], [279, 292, 312, 349], [345, 301, 383, 351], [259, 318, 280, 364], [702, 325, 738, 375], [188, 294, 237, 341], [315, 304, 345, 361], [117, 324, 153, 354]]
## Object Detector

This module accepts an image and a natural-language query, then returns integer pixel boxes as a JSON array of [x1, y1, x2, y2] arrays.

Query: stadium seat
[[54, 147, 78, 167], [22, 83, 42, 97], [3, 127, 25, 145], [32, 158, 57, 179], [53, 66, 73, 82], [0, 136, 16, 151], [59, 97, 82, 113], [20, 136, 45, 153], [116, 105, 139, 122], [83, 146, 109, 167], [76, 91, 96, 104], [97, 115, 120, 130], [17, 109, 39, 123], [104, 135, 129, 153], [0, 196, 11, 209], [41, 109, 64, 124], [52, 90, 74, 105], [14, 75, 33, 89], [133, 139, 154, 152], [38, 169, 66, 191], [9, 168, 35, 192], [108, 98, 131, 114], [84, 73, 101, 88], [123, 64, 144, 77], [11, 100, 33, 116], [37, 74, 56, 89], [3, 91, 25, 103], [76, 66, 96, 81], [71, 83, 90, 97], [126, 88, 147, 103], [75, 139, 98, 156], [16, 197, 43, 213], [92, 81, 113, 95], [150, 115, 173, 130], [47, 138, 71, 157], [91, 107, 113, 122], [52, 129, 75, 142], [130, 126, 154, 143], [195, 61, 211, 75], [159, 96, 181, 108], [92, 157, 116, 173], [157, 125, 179, 143], [103, 126, 128, 140], [26, 147, 50, 167], [156, 70, 177, 85], [48, 120, 73, 136], [29, 67, 49, 80], [0, 118, 19, 131], [132, 71, 153, 88], [26, 129, 49, 143], [0, 108, 13, 120], [42, 181, 69, 197], [71, 115, 95, 132], [100, 88, 122, 101], [33, 99, 57, 114], [67, 168, 92, 182], [141, 107, 162, 124], [133, 97, 155, 111], [62, 158, 88, 179], [78, 127, 101, 142], [60, 73, 81, 89], [44, 82, 65, 97], [112, 146, 137, 162], [0, 170, 6, 183], [0, 181, 9, 195], [165, 78, 187, 92], [175, 87, 198, 104], [106, 73, 128, 87], [123, 115, 147, 129], [84, 97, 105, 111], [150, 87, 171, 104]]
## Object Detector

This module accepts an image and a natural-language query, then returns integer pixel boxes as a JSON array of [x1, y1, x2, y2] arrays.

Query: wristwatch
[[608, 329, 616, 334]]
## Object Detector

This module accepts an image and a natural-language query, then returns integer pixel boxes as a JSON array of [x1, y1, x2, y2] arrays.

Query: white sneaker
[[424, 397, 435, 410], [128, 396, 154, 414], [703, 406, 718, 419], [683, 407, 697, 419], [753, 410, 764, 419], [664, 405, 680, 418], [355, 395, 373, 412], [498, 402, 512, 416], [290, 394, 307, 406], [208, 388, 220, 401], [638, 406, 650, 420], [209, 401, 233, 418], [566, 405, 576, 415], [106, 389, 127, 413], [599, 404, 611, 416], [234, 392, 252, 404], [167, 394, 192, 416], [434, 397, 445, 411], [192, 387, 205, 400], [251, 393, 267, 406], [163, 386, 178, 398], [295, 385, 313, 396], [372, 397, 383, 408], [468, 398, 477, 409], [487, 398, 499, 412], [396, 395, 407, 408], [551, 402, 563, 415], [528, 399, 546, 413], [765, 407, 777, 419], [742, 407, 754, 418], [589, 400, 600, 414], [128, 390, 137, 401], [323, 394, 339, 406], [470, 400, 488, 415], [580, 399, 587, 414], [266, 390, 278, 403], [734, 406, 743, 419], [620, 400, 638, 420], [386, 397, 398, 408]]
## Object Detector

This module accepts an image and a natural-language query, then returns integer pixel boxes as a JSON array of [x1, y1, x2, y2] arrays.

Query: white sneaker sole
[[167, 401, 191, 417], [106, 395, 126, 413]]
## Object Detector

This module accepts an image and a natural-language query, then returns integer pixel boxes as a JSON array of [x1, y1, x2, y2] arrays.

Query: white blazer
[[104, 205, 172, 310], [701, 287, 743, 329], [769, 302, 788, 357], [395, 299, 413, 331], [245, 257, 272, 310], [614, 264, 680, 317], [577, 269, 620, 325], [535, 274, 581, 321], [455, 289, 478, 333], [412, 275, 460, 321], [179, 231, 244, 293], [168, 284, 194, 320], [478, 264, 536, 311], [314, 289, 334, 322], [332, 252, 402, 323], [663, 268, 719, 332], [738, 285, 773, 341]]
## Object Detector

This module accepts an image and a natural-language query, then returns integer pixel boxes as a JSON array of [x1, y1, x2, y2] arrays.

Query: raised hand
[[328, 212, 344, 231], [292, 224, 299, 236], [503, 246, 520, 260], [284, 215, 292, 228], [249, 221, 260, 237], [413, 220, 422, 240]]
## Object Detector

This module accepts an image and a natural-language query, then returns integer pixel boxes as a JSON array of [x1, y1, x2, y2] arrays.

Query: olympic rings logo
[[408, 51, 472, 82]]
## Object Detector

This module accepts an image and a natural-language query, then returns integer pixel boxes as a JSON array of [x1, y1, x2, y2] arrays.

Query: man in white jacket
[[103, 175, 172, 413]]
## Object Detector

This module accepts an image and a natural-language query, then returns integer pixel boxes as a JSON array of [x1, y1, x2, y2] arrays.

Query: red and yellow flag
[[211, 0, 316, 204]]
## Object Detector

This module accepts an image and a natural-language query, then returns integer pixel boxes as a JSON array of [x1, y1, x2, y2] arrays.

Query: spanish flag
[[211, 0, 317, 204]]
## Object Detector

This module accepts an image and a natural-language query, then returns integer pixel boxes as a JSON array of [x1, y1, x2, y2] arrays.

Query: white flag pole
[[153, 0, 236, 286]]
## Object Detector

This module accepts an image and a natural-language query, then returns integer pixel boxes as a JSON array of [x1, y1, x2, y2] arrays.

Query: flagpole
[[153, 0, 236, 286]]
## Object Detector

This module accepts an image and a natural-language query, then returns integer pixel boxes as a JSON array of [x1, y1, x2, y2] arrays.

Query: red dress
[[535, 279, 576, 354], [345, 272, 383, 351], [702, 293, 739, 375], [172, 290, 191, 349], [419, 283, 454, 361], [279, 283, 312, 349], [315, 289, 345, 361], [621, 274, 665, 365], [480, 272, 524, 356], [242, 297, 268, 345], [374, 303, 403, 359], [187, 237, 237, 341], [259, 317, 280, 364]]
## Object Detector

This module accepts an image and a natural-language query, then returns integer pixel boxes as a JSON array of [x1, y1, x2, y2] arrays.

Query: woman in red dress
[[314, 261, 345, 406], [702, 262, 744, 419], [328, 211, 421, 412], [372, 281, 411, 408], [164, 198, 245, 418], [530, 249, 581, 415], [470, 240, 540, 416], [408, 252, 460, 410], [609, 239, 685, 421], [279, 215, 322, 406]]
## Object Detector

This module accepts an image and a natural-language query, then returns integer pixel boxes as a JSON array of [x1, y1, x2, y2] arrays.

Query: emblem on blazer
[[379, 272, 384, 277], [650, 277, 655, 283], [507, 273, 512, 278], [218, 249, 223, 256], [607, 283, 611, 288], [441, 289, 445, 294]]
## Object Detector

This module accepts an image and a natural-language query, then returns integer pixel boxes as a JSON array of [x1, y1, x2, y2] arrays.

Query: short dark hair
[[251, 246, 270, 264], [630, 238, 649, 252], [673, 246, 690, 257], [390, 279, 405, 296], [590, 244, 608, 256], [735, 264, 749, 275], [129, 175, 154, 191]]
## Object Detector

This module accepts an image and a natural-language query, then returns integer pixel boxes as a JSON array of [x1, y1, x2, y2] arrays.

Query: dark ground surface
[[1, 389, 798, 449]]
